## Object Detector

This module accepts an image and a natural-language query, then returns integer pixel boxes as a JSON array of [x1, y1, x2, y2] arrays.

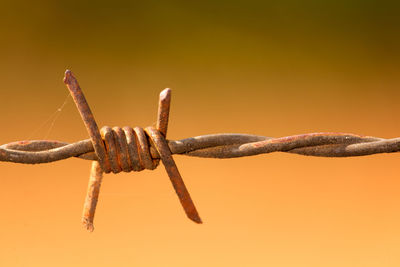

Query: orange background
[[1, 1, 400, 266]]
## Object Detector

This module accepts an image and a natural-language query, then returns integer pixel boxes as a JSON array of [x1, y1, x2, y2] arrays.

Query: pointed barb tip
[[159, 88, 171, 101], [189, 214, 203, 224], [63, 69, 73, 84]]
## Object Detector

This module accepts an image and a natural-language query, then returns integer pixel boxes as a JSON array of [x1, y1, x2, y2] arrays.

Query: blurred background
[[0, 0, 399, 266]]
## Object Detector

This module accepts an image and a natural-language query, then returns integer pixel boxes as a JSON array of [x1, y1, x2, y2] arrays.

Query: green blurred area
[[1, 0, 399, 77], [1, 0, 399, 143]]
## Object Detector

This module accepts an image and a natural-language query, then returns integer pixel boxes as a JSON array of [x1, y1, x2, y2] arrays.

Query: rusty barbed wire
[[1, 70, 399, 231]]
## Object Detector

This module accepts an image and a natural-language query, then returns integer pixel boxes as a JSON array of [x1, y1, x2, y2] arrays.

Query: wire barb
[[82, 160, 103, 232], [0, 70, 399, 231], [63, 70, 201, 230]]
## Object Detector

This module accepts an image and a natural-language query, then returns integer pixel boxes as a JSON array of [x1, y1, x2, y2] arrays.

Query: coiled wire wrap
[[99, 126, 159, 173]]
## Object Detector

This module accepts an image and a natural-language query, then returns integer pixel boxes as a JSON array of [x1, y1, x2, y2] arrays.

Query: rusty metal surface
[[82, 161, 103, 232], [1, 70, 399, 231], [2, 134, 398, 162], [146, 126, 202, 224], [64, 70, 110, 173], [156, 88, 171, 137]]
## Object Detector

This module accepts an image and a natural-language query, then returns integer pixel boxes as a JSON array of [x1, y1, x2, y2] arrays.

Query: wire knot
[[99, 126, 160, 174]]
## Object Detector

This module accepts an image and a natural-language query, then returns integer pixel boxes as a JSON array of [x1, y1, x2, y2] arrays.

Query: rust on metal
[[82, 160, 103, 232], [156, 88, 171, 137], [146, 126, 202, 224], [0, 70, 399, 231], [63, 70, 110, 173]]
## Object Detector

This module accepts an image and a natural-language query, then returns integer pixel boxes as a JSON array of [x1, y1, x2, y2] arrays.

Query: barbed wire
[[1, 70, 399, 231]]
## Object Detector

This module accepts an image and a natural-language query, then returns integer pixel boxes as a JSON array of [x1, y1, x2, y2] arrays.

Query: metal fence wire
[[1, 70, 399, 231]]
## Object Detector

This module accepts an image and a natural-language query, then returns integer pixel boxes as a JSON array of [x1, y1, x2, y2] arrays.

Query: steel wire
[[1, 70, 398, 231], [0, 133, 397, 164]]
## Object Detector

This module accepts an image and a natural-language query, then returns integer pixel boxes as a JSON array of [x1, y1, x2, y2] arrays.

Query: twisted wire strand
[[1, 133, 398, 164], [1, 70, 399, 232]]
